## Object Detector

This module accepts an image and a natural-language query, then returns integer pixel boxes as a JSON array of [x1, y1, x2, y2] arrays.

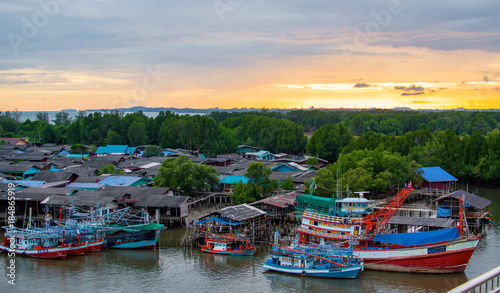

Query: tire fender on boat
[[301, 271, 306, 277]]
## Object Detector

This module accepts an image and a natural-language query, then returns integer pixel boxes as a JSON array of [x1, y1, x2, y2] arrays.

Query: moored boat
[[103, 222, 164, 249], [295, 181, 481, 273], [200, 231, 256, 256], [0, 228, 71, 259], [263, 243, 363, 278]]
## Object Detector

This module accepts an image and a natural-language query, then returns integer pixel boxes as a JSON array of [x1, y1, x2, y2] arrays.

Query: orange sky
[[2, 2, 500, 111]]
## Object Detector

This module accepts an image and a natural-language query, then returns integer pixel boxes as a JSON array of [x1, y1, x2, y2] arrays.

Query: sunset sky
[[1, 0, 500, 111]]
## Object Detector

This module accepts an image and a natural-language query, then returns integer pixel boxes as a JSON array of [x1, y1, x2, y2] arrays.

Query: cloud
[[483, 76, 491, 82], [354, 83, 370, 88], [394, 85, 425, 91], [395, 84, 426, 96], [411, 99, 431, 103]]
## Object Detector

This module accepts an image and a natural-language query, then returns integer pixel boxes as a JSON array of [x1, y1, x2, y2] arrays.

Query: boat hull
[[0, 244, 71, 259], [68, 243, 87, 256], [200, 247, 256, 256], [105, 228, 161, 249], [263, 263, 362, 278], [85, 239, 104, 252], [355, 238, 479, 273]]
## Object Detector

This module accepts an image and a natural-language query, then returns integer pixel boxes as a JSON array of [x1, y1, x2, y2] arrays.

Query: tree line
[[2, 109, 500, 188]]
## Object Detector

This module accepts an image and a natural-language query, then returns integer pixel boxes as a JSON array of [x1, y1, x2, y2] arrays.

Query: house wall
[[422, 181, 453, 190]]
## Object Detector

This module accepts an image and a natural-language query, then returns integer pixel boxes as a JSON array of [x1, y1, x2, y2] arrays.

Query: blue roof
[[97, 175, 151, 186], [371, 228, 459, 246], [3, 179, 46, 187], [420, 167, 457, 182], [65, 154, 89, 158], [219, 175, 248, 184], [254, 150, 270, 157], [66, 182, 104, 190], [95, 145, 130, 154], [195, 216, 244, 226]]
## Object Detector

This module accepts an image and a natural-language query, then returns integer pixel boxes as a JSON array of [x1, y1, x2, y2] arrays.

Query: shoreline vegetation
[[2, 108, 500, 190]]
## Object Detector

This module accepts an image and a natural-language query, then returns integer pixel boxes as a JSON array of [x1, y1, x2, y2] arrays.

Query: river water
[[1, 187, 499, 293]]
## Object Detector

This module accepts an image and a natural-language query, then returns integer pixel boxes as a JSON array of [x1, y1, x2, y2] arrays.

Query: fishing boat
[[295, 180, 480, 273], [200, 230, 256, 256], [263, 230, 363, 278], [104, 222, 164, 249], [0, 228, 71, 259], [263, 244, 363, 278], [56, 206, 164, 250]]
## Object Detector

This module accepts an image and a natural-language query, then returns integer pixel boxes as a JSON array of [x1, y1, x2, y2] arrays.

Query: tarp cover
[[371, 228, 459, 246], [195, 216, 244, 226], [437, 206, 452, 218]]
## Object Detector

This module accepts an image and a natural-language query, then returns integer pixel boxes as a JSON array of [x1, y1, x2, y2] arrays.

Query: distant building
[[95, 145, 138, 156], [419, 166, 458, 190], [247, 150, 275, 161], [237, 145, 260, 155], [0, 137, 28, 146]]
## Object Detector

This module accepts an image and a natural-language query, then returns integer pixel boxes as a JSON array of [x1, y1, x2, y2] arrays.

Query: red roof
[[0, 137, 27, 145], [251, 192, 298, 208]]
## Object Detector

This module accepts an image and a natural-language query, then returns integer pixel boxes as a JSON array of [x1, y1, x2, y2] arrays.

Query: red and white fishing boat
[[200, 230, 256, 256], [0, 228, 71, 259], [296, 185, 480, 273]]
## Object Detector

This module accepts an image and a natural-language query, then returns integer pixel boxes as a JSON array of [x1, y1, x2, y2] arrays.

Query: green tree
[[232, 182, 257, 204], [35, 112, 50, 123], [305, 157, 319, 166], [53, 111, 72, 126], [242, 161, 276, 200], [70, 143, 88, 154], [154, 156, 219, 196], [314, 168, 336, 197], [144, 145, 163, 157], [99, 164, 124, 175], [127, 121, 148, 146], [280, 177, 294, 190], [104, 130, 123, 145], [307, 123, 353, 162]]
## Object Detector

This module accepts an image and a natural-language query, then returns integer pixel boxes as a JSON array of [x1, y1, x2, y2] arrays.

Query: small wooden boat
[[200, 231, 256, 256]]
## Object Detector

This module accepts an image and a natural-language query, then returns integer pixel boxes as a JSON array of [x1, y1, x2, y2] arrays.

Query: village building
[[419, 166, 458, 191]]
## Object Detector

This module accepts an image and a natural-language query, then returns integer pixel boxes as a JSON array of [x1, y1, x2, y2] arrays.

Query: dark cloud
[[354, 83, 370, 88], [397, 85, 425, 91], [483, 76, 491, 82], [395, 84, 426, 95]]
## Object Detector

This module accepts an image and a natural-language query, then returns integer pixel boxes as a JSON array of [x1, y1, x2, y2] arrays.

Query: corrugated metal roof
[[41, 195, 116, 207], [135, 195, 190, 207], [98, 175, 152, 187], [219, 204, 267, 221], [2, 179, 46, 187], [95, 145, 130, 154], [31, 171, 78, 183], [388, 216, 456, 228], [219, 175, 248, 184], [66, 182, 104, 190], [420, 167, 457, 182], [251, 192, 297, 208], [435, 190, 491, 209]]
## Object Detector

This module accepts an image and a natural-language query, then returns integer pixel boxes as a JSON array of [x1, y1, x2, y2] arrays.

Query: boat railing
[[448, 265, 500, 293]]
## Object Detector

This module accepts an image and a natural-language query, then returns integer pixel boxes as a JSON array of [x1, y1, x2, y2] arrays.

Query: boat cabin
[[336, 195, 373, 217]]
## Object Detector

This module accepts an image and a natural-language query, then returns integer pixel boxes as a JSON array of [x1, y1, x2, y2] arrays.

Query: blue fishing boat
[[263, 243, 363, 278], [263, 230, 363, 278]]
